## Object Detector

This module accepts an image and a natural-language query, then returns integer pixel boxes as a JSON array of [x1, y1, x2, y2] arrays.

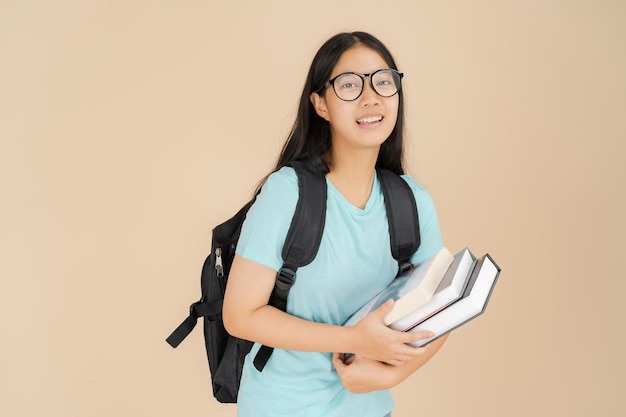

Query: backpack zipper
[[215, 247, 224, 278]]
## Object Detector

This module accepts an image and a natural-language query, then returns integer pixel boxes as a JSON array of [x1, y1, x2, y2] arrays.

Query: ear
[[310, 92, 330, 121]]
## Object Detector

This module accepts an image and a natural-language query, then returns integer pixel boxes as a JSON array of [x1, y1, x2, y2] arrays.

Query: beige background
[[1, 1, 625, 416]]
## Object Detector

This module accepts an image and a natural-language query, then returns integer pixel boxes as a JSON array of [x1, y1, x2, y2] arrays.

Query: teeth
[[357, 116, 383, 124]]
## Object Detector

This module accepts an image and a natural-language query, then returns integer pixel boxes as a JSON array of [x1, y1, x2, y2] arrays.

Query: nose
[[359, 78, 380, 106]]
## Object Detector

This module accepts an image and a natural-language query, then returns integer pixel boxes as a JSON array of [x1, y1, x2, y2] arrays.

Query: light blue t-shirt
[[235, 166, 444, 417]]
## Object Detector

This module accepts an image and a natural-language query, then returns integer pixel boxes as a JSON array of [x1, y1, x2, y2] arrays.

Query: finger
[[403, 342, 429, 353], [403, 330, 435, 343], [390, 346, 427, 363], [332, 353, 346, 368], [395, 349, 423, 362], [370, 299, 395, 319], [386, 348, 427, 366], [385, 359, 406, 366]]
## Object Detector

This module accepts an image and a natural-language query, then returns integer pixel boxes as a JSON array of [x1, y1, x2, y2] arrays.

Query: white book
[[408, 254, 501, 347], [344, 247, 454, 327], [389, 248, 477, 331]]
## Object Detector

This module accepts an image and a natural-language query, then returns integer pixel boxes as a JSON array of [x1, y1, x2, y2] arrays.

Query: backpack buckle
[[189, 300, 203, 317], [276, 267, 296, 291], [398, 262, 413, 275]]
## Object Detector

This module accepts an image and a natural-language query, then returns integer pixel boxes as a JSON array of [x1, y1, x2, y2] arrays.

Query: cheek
[[328, 103, 356, 126], [386, 101, 399, 126]]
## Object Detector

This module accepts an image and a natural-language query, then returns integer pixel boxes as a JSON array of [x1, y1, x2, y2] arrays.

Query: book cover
[[344, 247, 454, 327], [407, 253, 501, 347], [388, 248, 477, 331]]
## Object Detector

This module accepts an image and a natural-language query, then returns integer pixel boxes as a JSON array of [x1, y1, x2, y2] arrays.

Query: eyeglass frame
[[317, 68, 404, 102]]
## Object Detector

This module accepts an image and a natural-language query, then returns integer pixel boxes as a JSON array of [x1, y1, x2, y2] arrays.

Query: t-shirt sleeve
[[235, 167, 299, 272], [401, 175, 445, 265]]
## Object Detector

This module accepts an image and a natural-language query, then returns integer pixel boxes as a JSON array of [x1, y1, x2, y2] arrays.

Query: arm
[[223, 254, 432, 366], [331, 334, 449, 394]]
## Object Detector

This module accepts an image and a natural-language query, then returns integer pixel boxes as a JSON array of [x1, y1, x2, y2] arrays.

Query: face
[[311, 45, 400, 155]]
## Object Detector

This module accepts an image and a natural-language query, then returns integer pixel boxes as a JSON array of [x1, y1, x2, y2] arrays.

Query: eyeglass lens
[[332, 69, 401, 101]]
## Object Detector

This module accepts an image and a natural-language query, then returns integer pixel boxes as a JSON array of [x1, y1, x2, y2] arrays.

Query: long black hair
[[260, 32, 406, 191]]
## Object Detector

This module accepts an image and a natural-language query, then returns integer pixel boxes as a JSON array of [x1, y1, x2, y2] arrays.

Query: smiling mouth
[[356, 116, 383, 124]]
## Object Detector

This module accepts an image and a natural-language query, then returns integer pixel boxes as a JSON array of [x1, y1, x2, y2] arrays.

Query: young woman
[[223, 31, 448, 417]]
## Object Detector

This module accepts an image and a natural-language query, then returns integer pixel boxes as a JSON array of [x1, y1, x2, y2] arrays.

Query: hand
[[349, 299, 434, 366], [333, 333, 449, 394], [332, 353, 394, 394]]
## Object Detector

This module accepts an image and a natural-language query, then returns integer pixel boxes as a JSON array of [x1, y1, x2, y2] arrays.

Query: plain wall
[[1, 1, 624, 416]]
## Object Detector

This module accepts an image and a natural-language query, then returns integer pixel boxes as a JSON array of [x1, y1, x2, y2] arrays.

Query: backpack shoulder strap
[[281, 160, 327, 272], [377, 168, 421, 275], [253, 159, 327, 371]]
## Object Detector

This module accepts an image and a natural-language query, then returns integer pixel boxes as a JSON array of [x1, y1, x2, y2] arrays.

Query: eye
[[374, 73, 395, 86], [340, 82, 359, 89], [334, 74, 362, 90]]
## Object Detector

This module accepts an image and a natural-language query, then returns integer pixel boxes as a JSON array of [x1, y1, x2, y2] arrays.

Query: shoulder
[[400, 175, 445, 264], [400, 174, 436, 209], [264, 165, 298, 190], [245, 166, 299, 223], [255, 166, 299, 205], [236, 166, 299, 271]]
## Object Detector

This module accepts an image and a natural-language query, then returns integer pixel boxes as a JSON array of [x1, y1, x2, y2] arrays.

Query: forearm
[[223, 255, 357, 353], [225, 303, 357, 353], [386, 333, 449, 386], [332, 334, 449, 394]]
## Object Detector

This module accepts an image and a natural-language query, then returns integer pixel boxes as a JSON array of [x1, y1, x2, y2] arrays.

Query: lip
[[356, 113, 385, 125]]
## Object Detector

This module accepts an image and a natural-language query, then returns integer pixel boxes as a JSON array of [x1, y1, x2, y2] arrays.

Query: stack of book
[[344, 247, 501, 347]]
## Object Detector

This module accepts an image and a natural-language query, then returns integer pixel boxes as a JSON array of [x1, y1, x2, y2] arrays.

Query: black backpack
[[166, 160, 421, 403]]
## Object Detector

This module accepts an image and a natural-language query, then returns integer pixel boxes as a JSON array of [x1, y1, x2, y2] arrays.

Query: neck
[[326, 148, 378, 209]]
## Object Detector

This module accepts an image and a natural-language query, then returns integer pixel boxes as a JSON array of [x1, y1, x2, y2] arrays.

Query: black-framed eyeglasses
[[319, 68, 403, 102]]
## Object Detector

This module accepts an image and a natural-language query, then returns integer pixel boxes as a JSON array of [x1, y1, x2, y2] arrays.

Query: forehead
[[331, 45, 389, 77]]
